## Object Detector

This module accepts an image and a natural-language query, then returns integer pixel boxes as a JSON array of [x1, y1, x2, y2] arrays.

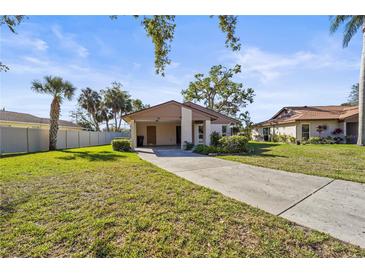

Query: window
[[222, 125, 227, 136], [302, 124, 310, 140], [263, 127, 270, 141], [198, 125, 204, 144]]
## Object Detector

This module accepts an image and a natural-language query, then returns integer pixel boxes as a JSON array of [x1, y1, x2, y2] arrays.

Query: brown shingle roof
[[255, 105, 359, 126], [0, 110, 81, 128], [183, 102, 240, 124]]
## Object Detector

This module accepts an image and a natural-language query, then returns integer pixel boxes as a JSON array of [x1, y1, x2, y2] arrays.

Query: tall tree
[[99, 102, 113, 132], [330, 16, 365, 145], [31, 76, 76, 150], [181, 64, 254, 118], [111, 16, 241, 76], [132, 99, 150, 111], [347, 83, 359, 106], [0, 15, 26, 72], [102, 82, 132, 131], [2, 16, 241, 75], [78, 87, 102, 131]]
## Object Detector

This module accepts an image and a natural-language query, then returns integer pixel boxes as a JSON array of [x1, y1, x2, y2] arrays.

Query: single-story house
[[122, 100, 239, 149], [252, 105, 359, 144], [0, 109, 82, 131]]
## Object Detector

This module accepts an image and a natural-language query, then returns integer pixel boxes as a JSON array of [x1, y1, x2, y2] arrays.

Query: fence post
[[78, 131, 80, 147], [65, 130, 68, 148], [26, 128, 29, 153], [98, 132, 100, 145], [89, 131, 91, 146]]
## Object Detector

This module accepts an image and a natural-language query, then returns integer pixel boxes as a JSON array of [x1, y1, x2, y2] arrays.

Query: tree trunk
[[49, 97, 60, 150], [92, 114, 100, 131], [105, 119, 110, 132], [357, 22, 365, 146]]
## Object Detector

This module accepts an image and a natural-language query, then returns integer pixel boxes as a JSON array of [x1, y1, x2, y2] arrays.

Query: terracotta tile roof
[[0, 110, 81, 128], [255, 105, 359, 126]]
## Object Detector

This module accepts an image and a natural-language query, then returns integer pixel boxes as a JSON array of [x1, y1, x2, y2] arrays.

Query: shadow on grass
[[246, 142, 287, 158], [56, 150, 128, 162]]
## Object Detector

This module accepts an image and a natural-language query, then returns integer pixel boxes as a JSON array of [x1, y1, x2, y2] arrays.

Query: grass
[[218, 142, 365, 184], [1, 145, 364, 257]]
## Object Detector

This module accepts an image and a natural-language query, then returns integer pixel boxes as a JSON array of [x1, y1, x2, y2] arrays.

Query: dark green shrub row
[[111, 138, 132, 151], [302, 136, 343, 145], [272, 134, 296, 144], [218, 135, 249, 153], [193, 135, 249, 155], [193, 144, 221, 155]]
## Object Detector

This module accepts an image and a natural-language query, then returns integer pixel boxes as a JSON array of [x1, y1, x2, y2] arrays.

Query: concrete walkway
[[137, 147, 365, 248]]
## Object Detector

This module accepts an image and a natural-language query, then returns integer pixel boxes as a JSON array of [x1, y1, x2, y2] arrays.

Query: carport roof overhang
[[122, 100, 219, 123]]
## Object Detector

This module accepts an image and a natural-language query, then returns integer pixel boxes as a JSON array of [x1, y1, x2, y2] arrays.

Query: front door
[[147, 126, 156, 145], [176, 126, 181, 145]]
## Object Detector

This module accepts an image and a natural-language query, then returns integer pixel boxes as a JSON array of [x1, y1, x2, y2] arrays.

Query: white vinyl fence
[[0, 126, 129, 155]]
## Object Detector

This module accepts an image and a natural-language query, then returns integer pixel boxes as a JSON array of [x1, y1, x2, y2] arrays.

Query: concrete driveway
[[137, 147, 365, 248]]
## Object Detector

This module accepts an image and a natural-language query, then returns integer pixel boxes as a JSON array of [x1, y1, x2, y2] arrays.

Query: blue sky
[[0, 16, 362, 123]]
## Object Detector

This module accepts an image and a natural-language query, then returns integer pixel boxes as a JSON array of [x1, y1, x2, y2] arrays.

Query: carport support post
[[204, 119, 211, 145], [130, 120, 137, 148], [181, 107, 192, 149]]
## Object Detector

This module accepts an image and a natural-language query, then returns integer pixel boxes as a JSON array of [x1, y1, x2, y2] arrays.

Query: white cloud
[[51, 25, 89, 58], [227, 44, 359, 83], [0, 34, 48, 51]]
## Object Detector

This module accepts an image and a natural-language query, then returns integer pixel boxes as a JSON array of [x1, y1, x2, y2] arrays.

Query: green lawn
[[218, 142, 365, 184], [1, 146, 364, 257]]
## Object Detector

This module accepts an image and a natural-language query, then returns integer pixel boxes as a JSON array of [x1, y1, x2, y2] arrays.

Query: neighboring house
[[122, 100, 239, 149], [252, 105, 359, 144], [0, 109, 82, 131]]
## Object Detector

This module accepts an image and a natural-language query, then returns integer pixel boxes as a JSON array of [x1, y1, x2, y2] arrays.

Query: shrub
[[183, 141, 194, 150], [302, 136, 343, 145], [210, 131, 221, 147], [193, 144, 219, 155], [271, 134, 296, 144], [218, 135, 248, 153], [111, 138, 132, 151]]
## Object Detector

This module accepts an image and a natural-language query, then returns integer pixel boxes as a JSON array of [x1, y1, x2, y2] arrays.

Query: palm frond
[[329, 15, 351, 34], [343, 16, 364, 47], [31, 80, 45, 93]]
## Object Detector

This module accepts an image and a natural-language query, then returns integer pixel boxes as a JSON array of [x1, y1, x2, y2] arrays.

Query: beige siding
[[136, 122, 180, 146], [297, 120, 344, 141], [210, 124, 232, 137], [272, 123, 297, 137]]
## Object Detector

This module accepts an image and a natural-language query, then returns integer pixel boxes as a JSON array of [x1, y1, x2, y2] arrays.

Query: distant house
[[0, 109, 82, 131], [122, 100, 239, 149], [252, 105, 359, 144]]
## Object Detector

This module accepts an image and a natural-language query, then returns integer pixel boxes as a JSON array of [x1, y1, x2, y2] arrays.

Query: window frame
[[222, 125, 227, 136], [301, 124, 310, 140]]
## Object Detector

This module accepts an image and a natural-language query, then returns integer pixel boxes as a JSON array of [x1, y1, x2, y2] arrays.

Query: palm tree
[[31, 76, 76, 150], [330, 16, 365, 145], [102, 82, 132, 131], [78, 87, 102, 131]]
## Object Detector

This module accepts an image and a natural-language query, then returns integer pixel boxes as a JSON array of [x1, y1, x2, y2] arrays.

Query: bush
[[272, 134, 296, 144], [210, 131, 221, 147], [193, 144, 219, 155], [302, 136, 343, 145], [183, 141, 194, 150], [111, 138, 132, 151], [218, 135, 248, 153]]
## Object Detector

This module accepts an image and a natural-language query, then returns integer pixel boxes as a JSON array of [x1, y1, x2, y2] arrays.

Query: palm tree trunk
[[49, 97, 60, 150], [357, 22, 365, 146], [105, 119, 110, 132]]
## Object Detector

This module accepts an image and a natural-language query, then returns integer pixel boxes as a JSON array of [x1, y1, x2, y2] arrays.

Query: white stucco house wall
[[252, 105, 359, 144], [122, 100, 239, 149]]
